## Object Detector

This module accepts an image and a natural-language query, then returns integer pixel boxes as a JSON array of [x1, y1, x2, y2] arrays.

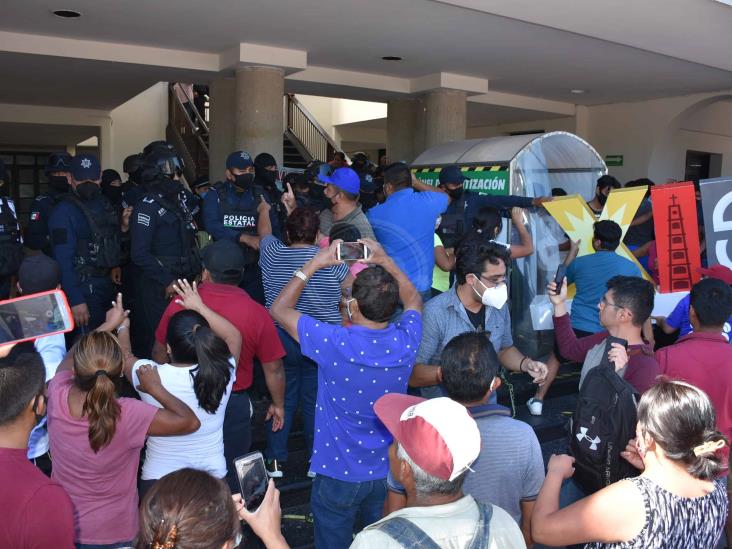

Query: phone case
[[0, 289, 75, 346]]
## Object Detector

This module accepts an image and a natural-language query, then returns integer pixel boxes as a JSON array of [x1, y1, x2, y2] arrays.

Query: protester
[[126, 278, 240, 496], [623, 178, 655, 270], [655, 264, 732, 342], [258, 205, 350, 477], [239, 395, 525, 548], [329, 151, 348, 170], [410, 238, 547, 398], [316, 167, 375, 240], [47, 297, 199, 547], [367, 162, 449, 301], [152, 239, 285, 492], [0, 345, 75, 548], [587, 174, 621, 217], [17, 254, 65, 473], [531, 379, 729, 548], [136, 468, 241, 549], [471, 206, 534, 259], [432, 228, 454, 296], [270, 238, 422, 549], [549, 274, 659, 393], [386, 332, 544, 547]]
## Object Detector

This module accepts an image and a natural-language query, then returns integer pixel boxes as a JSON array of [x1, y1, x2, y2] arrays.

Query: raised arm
[[135, 363, 201, 436], [509, 207, 534, 259]]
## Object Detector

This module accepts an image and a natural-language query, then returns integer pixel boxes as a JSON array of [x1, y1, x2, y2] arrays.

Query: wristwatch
[[293, 269, 309, 282]]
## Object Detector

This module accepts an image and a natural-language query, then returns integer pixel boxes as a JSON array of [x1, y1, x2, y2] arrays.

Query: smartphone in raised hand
[[554, 264, 568, 293], [0, 290, 74, 345], [234, 451, 268, 512]]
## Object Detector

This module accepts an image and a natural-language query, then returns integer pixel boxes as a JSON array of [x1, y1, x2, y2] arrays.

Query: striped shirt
[[259, 235, 349, 324]]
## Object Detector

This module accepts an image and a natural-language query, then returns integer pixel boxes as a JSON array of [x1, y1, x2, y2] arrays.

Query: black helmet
[[45, 152, 73, 175], [122, 153, 144, 175], [350, 152, 370, 174], [142, 140, 176, 158], [143, 148, 184, 179]]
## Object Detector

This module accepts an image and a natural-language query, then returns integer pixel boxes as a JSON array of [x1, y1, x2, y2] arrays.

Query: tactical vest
[[147, 192, 202, 280], [0, 197, 22, 276], [214, 182, 261, 236], [65, 195, 122, 277], [436, 195, 467, 249]]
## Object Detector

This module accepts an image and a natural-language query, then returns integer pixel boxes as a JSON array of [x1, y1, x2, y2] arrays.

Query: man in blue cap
[[436, 164, 550, 249], [316, 166, 375, 240], [26, 152, 73, 254], [48, 154, 123, 334], [202, 150, 276, 304]]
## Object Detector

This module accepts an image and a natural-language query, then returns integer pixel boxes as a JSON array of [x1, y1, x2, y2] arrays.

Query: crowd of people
[[0, 138, 731, 549]]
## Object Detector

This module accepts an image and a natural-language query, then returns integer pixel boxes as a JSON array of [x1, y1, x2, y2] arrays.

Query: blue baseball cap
[[319, 167, 360, 194], [71, 154, 101, 182], [439, 164, 468, 185], [226, 151, 254, 170]]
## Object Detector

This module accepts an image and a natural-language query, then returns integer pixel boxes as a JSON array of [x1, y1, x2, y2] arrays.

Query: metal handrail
[[172, 83, 209, 135], [169, 85, 209, 156], [286, 94, 342, 163]]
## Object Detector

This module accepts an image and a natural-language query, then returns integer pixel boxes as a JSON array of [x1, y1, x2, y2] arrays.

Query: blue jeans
[[223, 390, 252, 493], [311, 474, 387, 549], [265, 327, 317, 462]]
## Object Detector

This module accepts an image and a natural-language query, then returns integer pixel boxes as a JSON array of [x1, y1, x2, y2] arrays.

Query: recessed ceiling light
[[382, 56, 403, 61], [570, 89, 586, 94], [53, 9, 82, 19]]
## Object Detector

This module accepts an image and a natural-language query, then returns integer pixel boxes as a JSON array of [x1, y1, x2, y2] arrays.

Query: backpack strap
[[370, 516, 442, 549], [466, 502, 493, 549], [64, 193, 102, 235]]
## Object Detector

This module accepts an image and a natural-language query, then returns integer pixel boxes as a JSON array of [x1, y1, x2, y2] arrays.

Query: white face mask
[[472, 277, 508, 309]]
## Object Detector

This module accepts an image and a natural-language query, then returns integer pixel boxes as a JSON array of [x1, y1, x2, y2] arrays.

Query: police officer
[[26, 152, 73, 253], [121, 153, 146, 209], [203, 150, 273, 304], [0, 159, 22, 299], [253, 152, 285, 237], [435, 164, 550, 249], [48, 154, 123, 335], [130, 146, 201, 357]]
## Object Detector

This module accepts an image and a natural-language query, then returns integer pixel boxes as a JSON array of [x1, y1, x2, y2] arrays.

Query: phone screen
[[234, 452, 268, 512], [0, 291, 72, 345], [338, 242, 368, 261]]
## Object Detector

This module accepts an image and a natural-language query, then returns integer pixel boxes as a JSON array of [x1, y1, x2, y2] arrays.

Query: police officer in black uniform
[[130, 146, 201, 357], [253, 152, 285, 238], [203, 150, 274, 304], [0, 159, 22, 299], [26, 152, 73, 254], [48, 154, 123, 335], [121, 153, 147, 210]]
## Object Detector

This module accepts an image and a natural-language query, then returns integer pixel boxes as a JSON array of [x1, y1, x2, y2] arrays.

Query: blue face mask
[[198, 190, 208, 200]]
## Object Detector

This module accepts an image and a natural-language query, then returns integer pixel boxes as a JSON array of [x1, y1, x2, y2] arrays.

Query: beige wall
[[467, 117, 575, 139]]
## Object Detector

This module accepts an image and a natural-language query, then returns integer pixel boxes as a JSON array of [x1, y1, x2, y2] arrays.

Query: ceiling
[[0, 0, 731, 109], [0, 121, 97, 147]]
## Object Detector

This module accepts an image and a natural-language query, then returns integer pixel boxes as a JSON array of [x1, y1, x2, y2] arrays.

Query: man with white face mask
[[410, 237, 548, 399]]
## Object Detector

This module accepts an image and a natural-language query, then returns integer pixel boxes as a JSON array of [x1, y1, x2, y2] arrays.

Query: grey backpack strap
[[466, 502, 493, 549], [370, 516, 442, 549]]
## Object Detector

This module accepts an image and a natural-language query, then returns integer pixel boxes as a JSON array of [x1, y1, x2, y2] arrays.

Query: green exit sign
[[605, 155, 623, 167]]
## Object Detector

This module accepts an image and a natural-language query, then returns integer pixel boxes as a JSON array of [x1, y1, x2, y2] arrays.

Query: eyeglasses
[[474, 273, 506, 287], [600, 295, 624, 310]]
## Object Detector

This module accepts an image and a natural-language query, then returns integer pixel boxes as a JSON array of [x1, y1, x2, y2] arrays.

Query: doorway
[[684, 150, 722, 182]]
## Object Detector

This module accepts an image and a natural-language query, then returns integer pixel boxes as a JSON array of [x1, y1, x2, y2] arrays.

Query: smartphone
[[554, 264, 568, 293], [601, 336, 629, 369], [234, 451, 268, 512], [0, 290, 74, 345], [337, 242, 370, 262]]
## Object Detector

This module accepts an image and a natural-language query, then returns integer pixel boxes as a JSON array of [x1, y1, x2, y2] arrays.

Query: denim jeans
[[311, 474, 387, 549], [223, 390, 252, 493], [265, 327, 317, 462]]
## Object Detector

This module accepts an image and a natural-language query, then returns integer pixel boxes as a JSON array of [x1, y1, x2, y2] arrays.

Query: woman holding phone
[[124, 278, 241, 497], [47, 294, 200, 549]]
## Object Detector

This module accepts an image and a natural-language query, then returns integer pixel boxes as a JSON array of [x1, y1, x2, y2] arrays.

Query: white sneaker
[[527, 398, 543, 416]]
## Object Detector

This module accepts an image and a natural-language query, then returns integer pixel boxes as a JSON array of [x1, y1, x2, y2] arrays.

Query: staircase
[[167, 87, 340, 181]]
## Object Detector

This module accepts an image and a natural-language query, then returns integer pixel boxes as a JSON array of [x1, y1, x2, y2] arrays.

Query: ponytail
[[688, 431, 727, 481], [190, 326, 232, 414], [73, 332, 124, 453]]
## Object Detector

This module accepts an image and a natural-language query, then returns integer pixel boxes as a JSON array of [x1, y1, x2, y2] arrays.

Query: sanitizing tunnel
[[412, 131, 607, 357]]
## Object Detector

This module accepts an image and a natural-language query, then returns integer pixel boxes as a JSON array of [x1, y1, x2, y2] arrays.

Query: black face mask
[[261, 170, 278, 186], [76, 181, 100, 201], [48, 175, 70, 193], [103, 186, 124, 205], [158, 178, 182, 196], [232, 173, 254, 190], [597, 191, 608, 206], [445, 186, 464, 200]]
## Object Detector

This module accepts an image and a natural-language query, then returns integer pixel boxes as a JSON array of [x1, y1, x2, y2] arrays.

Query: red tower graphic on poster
[[666, 195, 692, 291]]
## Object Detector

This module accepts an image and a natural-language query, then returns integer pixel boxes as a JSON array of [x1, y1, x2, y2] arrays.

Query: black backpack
[[0, 197, 23, 277], [65, 194, 122, 272], [569, 340, 641, 494]]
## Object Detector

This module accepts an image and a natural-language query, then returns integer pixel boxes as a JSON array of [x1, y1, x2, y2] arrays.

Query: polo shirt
[[319, 204, 375, 240], [566, 251, 642, 333], [666, 294, 732, 342], [367, 189, 449, 292], [155, 281, 285, 391], [656, 332, 732, 447], [297, 310, 422, 482]]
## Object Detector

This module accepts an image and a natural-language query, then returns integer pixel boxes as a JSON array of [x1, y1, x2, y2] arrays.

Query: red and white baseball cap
[[374, 394, 480, 481], [699, 265, 732, 285]]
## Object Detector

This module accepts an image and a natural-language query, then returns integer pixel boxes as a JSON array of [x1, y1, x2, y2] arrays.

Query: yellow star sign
[[543, 186, 650, 278]]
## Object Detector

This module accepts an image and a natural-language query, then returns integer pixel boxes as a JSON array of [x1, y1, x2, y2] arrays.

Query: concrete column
[[208, 77, 236, 182], [234, 66, 284, 166], [387, 97, 418, 163], [575, 105, 590, 140], [422, 89, 467, 152]]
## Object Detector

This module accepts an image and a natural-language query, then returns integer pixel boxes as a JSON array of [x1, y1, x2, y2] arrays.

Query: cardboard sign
[[700, 177, 732, 269], [651, 182, 701, 293]]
